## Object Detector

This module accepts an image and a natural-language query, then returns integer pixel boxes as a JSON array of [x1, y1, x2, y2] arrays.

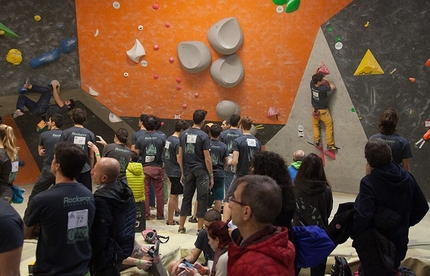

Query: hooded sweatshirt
[[353, 163, 428, 264], [126, 161, 145, 202], [91, 179, 136, 273], [227, 224, 295, 276], [293, 178, 333, 229]]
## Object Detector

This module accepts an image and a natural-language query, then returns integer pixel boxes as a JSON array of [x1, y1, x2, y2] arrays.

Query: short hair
[[312, 73, 324, 84], [54, 141, 86, 179], [154, 116, 162, 130], [229, 114, 241, 127], [239, 116, 253, 131], [67, 99, 75, 110], [174, 120, 190, 132], [143, 115, 157, 131], [204, 209, 222, 222], [365, 138, 392, 168], [378, 108, 399, 135], [193, 109, 207, 125], [50, 114, 64, 128], [207, 221, 231, 248], [130, 150, 139, 162], [115, 128, 128, 144], [210, 124, 222, 138], [204, 123, 213, 135], [70, 108, 86, 125], [139, 114, 148, 123], [293, 150, 305, 161], [237, 175, 282, 224]]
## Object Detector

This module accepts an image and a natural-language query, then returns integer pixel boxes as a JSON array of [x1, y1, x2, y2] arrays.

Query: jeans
[[16, 85, 51, 116], [312, 108, 334, 146]]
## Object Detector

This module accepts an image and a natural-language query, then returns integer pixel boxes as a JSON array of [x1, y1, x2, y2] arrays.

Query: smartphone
[[182, 259, 193, 268]]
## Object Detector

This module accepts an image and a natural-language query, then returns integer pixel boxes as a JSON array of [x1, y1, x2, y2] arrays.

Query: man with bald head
[[90, 157, 136, 275], [288, 149, 305, 182]]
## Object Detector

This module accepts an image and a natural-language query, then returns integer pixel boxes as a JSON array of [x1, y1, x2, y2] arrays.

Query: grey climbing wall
[[322, 0, 430, 198], [0, 0, 80, 96]]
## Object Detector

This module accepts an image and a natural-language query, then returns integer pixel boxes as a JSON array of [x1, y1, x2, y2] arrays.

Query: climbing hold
[[409, 78, 416, 83], [210, 54, 244, 88], [182, 104, 187, 108], [425, 59, 430, 67], [0, 22, 18, 37], [169, 57, 175, 63], [126, 39, 146, 63], [153, 74, 159, 79], [60, 37, 78, 54], [141, 60, 148, 67], [154, 44, 159, 50], [124, 72, 129, 77], [351, 107, 356, 112], [34, 15, 41, 21], [334, 42, 343, 50], [178, 41, 212, 73], [6, 49, 23, 66], [89, 87, 99, 96], [176, 85, 182, 90], [29, 48, 60, 69], [138, 25, 143, 31], [0, 30, 4, 35], [318, 62, 330, 75], [216, 100, 241, 120], [272, 0, 287, 4], [354, 49, 384, 75], [364, 21, 370, 28], [207, 17, 243, 55], [176, 77, 181, 83], [174, 114, 181, 119], [113, 1, 120, 9], [153, 3, 159, 10], [160, 122, 165, 126], [335, 36, 341, 42], [194, 93, 199, 98], [267, 107, 279, 118], [326, 26, 333, 32], [165, 22, 170, 28], [389, 68, 397, 74], [109, 112, 122, 123], [57, 23, 64, 29], [276, 6, 284, 13], [94, 29, 99, 37], [285, 0, 300, 13]]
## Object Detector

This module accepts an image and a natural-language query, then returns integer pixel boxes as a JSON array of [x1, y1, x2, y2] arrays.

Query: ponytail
[[0, 124, 18, 161]]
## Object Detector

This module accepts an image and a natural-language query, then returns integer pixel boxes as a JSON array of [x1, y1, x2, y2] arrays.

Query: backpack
[[327, 202, 355, 245], [331, 256, 352, 276]]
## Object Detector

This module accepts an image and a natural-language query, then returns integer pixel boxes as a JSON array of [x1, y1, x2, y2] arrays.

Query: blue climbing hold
[[29, 48, 60, 69], [60, 37, 78, 54]]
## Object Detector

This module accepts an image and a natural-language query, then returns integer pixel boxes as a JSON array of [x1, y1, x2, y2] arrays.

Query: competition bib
[[186, 134, 197, 144], [73, 136, 86, 146], [145, 156, 155, 163], [165, 140, 171, 149], [68, 209, 88, 230], [11, 161, 19, 173], [246, 138, 257, 147]]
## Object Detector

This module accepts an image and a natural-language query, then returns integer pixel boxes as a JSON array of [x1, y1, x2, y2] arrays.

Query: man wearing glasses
[[227, 175, 295, 275]]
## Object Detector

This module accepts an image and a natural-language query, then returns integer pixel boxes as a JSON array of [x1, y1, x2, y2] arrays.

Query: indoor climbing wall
[[0, 0, 80, 95], [75, 0, 351, 126]]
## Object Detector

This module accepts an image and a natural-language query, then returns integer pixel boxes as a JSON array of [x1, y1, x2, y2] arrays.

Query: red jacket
[[227, 225, 295, 276]]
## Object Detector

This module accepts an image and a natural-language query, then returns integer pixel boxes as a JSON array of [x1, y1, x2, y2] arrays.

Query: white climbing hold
[[126, 39, 146, 63], [109, 112, 122, 123], [89, 87, 99, 96]]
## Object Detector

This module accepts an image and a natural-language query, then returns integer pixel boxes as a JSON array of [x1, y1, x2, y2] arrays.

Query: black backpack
[[331, 256, 352, 276]]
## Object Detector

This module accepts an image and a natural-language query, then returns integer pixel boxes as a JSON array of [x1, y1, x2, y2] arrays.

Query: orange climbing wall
[[75, 0, 351, 124]]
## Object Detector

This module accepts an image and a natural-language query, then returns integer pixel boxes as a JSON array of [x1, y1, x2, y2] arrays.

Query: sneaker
[[188, 216, 198, 223], [174, 210, 180, 217], [178, 227, 186, 234], [166, 220, 179, 225], [315, 141, 321, 147], [13, 110, 24, 119]]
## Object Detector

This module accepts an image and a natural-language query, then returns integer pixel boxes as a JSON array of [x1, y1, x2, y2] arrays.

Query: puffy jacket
[[91, 179, 136, 273], [227, 224, 295, 276], [126, 162, 145, 202]]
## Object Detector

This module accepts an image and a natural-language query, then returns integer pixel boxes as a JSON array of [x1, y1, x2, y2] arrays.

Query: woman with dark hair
[[251, 151, 295, 229], [293, 153, 333, 276], [182, 221, 231, 276]]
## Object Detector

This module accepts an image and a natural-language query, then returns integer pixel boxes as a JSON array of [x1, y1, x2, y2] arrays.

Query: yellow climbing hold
[[0, 30, 4, 35], [34, 15, 41, 21], [6, 48, 23, 65], [354, 49, 384, 76]]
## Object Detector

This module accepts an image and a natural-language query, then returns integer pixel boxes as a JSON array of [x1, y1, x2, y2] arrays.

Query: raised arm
[[51, 80, 65, 107]]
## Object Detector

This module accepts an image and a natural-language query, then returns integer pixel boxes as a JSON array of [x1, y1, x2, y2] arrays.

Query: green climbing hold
[[326, 26, 333, 32], [285, 0, 300, 13], [351, 108, 356, 112], [335, 36, 341, 42], [272, 0, 288, 4]]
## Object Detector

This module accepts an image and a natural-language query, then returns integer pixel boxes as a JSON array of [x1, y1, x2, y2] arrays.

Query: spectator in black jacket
[[90, 157, 136, 275], [353, 139, 428, 275]]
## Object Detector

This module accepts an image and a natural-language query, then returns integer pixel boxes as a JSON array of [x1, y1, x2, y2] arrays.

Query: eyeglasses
[[229, 196, 247, 206]]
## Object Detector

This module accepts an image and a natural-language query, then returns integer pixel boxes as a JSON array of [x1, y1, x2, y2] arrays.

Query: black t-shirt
[[220, 128, 242, 154], [61, 126, 95, 173], [131, 129, 147, 145], [102, 143, 131, 179], [24, 182, 96, 275], [194, 228, 214, 264], [135, 131, 166, 167], [179, 128, 211, 175], [0, 199, 23, 253], [210, 139, 228, 178], [39, 129, 63, 167], [164, 135, 181, 177], [310, 81, 331, 109], [232, 135, 262, 176], [369, 133, 413, 165]]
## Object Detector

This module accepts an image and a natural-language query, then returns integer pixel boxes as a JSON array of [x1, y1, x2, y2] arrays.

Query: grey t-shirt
[[220, 128, 242, 154], [135, 131, 166, 167], [179, 128, 211, 175], [210, 139, 228, 178], [164, 135, 180, 177], [232, 135, 262, 176], [39, 129, 63, 168], [61, 126, 95, 173], [102, 143, 131, 180]]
